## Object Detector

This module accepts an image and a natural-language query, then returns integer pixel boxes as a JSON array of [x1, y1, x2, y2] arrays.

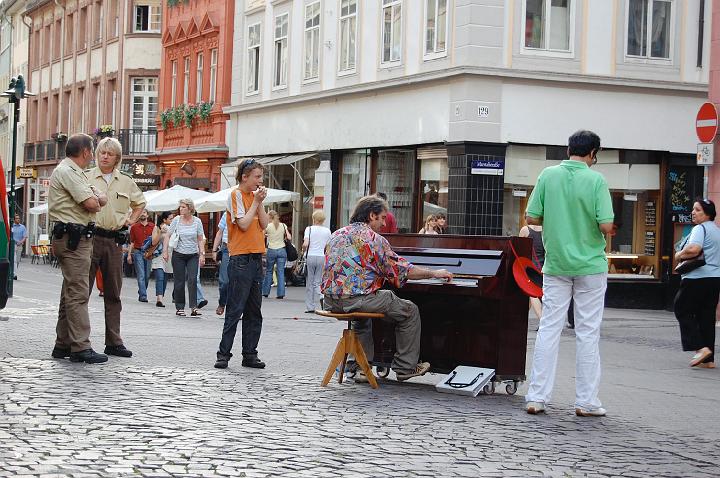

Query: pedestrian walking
[[162, 199, 205, 317], [673, 198, 720, 369], [48, 133, 109, 364], [214, 159, 269, 369], [150, 211, 174, 307], [262, 210, 291, 299], [524, 130, 614, 417], [11, 214, 27, 280], [302, 210, 331, 313], [211, 212, 230, 317], [88, 137, 146, 359], [127, 210, 155, 302]]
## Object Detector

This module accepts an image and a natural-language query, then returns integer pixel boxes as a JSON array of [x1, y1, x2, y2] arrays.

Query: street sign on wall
[[15, 166, 36, 179], [696, 102, 718, 143]]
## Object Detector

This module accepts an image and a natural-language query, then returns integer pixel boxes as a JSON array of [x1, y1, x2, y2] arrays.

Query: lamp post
[[1, 75, 34, 297]]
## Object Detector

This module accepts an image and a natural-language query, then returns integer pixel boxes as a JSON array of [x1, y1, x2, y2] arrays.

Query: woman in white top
[[262, 210, 292, 299], [302, 210, 332, 313], [162, 198, 205, 317], [150, 211, 174, 308], [418, 214, 439, 234]]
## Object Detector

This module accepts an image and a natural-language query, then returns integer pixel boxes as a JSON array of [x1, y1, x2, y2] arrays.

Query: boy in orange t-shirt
[[215, 160, 269, 369]]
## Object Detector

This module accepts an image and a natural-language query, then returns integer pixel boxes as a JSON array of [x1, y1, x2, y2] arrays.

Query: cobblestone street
[[2, 263, 719, 477]]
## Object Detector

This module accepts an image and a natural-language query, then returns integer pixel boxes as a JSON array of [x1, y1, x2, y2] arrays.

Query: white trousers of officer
[[525, 272, 607, 410]]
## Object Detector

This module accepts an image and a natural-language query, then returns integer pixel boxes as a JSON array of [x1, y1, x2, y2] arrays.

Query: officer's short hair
[[96, 137, 123, 162], [65, 134, 94, 158]]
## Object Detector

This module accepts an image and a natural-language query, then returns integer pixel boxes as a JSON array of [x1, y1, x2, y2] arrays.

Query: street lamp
[[1, 75, 35, 297]]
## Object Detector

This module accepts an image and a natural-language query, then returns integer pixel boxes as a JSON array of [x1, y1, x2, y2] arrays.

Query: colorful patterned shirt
[[321, 222, 414, 297]]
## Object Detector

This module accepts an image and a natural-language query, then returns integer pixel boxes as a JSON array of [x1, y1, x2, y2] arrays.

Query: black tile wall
[[447, 153, 505, 236]]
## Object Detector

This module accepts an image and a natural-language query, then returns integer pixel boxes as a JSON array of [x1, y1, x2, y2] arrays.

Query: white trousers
[[525, 272, 607, 410]]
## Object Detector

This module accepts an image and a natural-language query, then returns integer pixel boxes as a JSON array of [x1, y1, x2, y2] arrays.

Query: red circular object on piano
[[512, 257, 544, 298]]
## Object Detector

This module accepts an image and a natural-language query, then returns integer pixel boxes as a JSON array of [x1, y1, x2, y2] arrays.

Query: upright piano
[[372, 234, 533, 389]]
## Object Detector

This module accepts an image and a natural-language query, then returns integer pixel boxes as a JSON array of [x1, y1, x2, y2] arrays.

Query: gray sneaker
[[575, 407, 607, 417], [395, 362, 431, 382], [526, 401, 546, 414]]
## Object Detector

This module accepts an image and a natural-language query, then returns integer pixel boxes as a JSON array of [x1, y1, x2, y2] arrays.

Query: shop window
[[626, 0, 672, 60], [606, 191, 660, 279], [339, 150, 370, 227], [376, 150, 415, 233], [419, 154, 449, 229]]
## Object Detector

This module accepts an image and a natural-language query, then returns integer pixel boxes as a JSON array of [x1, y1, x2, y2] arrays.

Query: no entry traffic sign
[[696, 102, 718, 143]]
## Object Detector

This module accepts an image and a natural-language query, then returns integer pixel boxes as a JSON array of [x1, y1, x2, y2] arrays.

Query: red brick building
[[149, 0, 234, 191]]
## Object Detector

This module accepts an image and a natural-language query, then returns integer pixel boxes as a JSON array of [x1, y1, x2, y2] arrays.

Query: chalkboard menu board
[[645, 201, 656, 226], [644, 231, 656, 256], [667, 166, 702, 215]]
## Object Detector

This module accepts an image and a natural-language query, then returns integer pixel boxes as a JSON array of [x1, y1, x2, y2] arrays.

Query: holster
[[52, 222, 66, 240], [115, 228, 129, 246]]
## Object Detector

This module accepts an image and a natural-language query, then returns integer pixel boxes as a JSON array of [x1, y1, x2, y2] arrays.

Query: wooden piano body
[[372, 234, 533, 385]]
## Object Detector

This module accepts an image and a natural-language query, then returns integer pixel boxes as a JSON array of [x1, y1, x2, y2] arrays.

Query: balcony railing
[[118, 128, 157, 156], [23, 140, 61, 162]]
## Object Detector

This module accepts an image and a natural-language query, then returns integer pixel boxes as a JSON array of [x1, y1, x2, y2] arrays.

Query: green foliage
[[160, 102, 214, 130], [198, 101, 214, 123], [184, 104, 199, 128], [171, 105, 185, 128], [160, 108, 173, 130]]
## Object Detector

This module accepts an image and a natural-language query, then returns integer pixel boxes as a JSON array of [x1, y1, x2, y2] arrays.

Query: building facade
[[148, 0, 234, 194], [22, 0, 162, 244], [0, 0, 31, 217], [225, 0, 710, 308]]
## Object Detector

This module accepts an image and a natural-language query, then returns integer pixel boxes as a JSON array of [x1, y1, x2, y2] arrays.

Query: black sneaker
[[214, 352, 232, 369], [241, 356, 266, 369], [104, 344, 133, 358], [139, 297, 148, 303], [69, 349, 109, 364], [51, 346, 71, 359], [197, 299, 208, 309]]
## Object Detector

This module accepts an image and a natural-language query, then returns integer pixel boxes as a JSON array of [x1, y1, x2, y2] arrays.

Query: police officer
[[49, 133, 109, 364], [88, 137, 146, 358]]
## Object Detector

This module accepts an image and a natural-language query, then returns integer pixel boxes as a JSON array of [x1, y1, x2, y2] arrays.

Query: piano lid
[[394, 247, 503, 277]]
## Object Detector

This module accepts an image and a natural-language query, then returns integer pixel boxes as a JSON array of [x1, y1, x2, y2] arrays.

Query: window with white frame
[[626, 0, 672, 59], [210, 49, 218, 101], [196, 53, 204, 102], [382, 0, 402, 63], [274, 13, 289, 88], [425, 0, 447, 56], [171, 60, 177, 106], [247, 24, 261, 94], [131, 77, 158, 130], [134, 3, 161, 33], [524, 0, 571, 51], [183, 57, 190, 103], [339, 0, 357, 72], [304, 2, 321, 80]]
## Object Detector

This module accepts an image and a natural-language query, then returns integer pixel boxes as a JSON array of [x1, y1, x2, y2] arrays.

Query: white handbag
[[168, 230, 179, 249]]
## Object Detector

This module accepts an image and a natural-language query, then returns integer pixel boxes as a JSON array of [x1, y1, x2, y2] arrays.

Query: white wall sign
[[697, 143, 714, 165]]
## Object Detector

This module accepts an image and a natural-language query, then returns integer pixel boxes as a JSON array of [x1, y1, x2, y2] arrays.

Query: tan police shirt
[[89, 167, 146, 230], [48, 158, 96, 225]]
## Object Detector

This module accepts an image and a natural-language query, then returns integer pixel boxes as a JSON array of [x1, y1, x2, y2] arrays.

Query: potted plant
[[51, 132, 68, 143], [94, 124, 114, 138]]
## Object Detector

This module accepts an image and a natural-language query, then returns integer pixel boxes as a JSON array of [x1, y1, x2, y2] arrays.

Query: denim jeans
[[132, 251, 152, 300], [171, 252, 199, 310], [218, 254, 264, 357], [218, 244, 229, 306], [262, 247, 287, 298], [153, 267, 166, 297]]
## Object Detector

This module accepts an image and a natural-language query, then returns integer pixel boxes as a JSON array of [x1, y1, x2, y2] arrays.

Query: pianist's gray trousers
[[323, 290, 421, 375]]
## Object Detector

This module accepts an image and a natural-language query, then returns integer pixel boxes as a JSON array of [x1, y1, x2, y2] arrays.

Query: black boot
[[214, 352, 232, 369]]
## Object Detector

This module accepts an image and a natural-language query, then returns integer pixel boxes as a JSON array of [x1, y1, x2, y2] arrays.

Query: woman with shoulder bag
[[673, 198, 720, 368], [262, 210, 291, 299], [302, 210, 332, 313]]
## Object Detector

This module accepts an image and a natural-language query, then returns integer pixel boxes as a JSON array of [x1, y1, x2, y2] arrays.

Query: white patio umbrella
[[143, 185, 211, 212], [195, 187, 300, 213], [29, 203, 48, 215]]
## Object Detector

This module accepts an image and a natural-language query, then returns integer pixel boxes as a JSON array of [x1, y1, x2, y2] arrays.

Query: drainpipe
[[54, 0, 66, 135]]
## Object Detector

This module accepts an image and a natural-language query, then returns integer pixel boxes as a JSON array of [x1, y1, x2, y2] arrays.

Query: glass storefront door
[[376, 149, 415, 233], [339, 149, 370, 227]]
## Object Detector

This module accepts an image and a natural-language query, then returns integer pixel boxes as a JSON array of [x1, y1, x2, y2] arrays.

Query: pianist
[[321, 195, 453, 383]]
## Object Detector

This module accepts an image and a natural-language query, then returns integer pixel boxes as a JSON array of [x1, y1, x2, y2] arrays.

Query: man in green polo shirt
[[524, 130, 615, 418]]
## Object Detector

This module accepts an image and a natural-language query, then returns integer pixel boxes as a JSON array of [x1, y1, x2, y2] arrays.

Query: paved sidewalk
[[1, 263, 719, 477]]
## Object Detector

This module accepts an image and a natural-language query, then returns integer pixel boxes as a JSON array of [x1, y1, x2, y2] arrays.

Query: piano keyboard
[[407, 278, 479, 287]]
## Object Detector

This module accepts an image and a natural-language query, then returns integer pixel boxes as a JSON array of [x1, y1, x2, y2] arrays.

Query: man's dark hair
[[350, 195, 388, 223], [696, 197, 717, 221], [375, 192, 387, 201], [568, 130, 601, 157], [65, 133, 94, 158], [159, 211, 173, 222]]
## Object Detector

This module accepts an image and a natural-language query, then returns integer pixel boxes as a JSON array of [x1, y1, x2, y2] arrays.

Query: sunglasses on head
[[239, 159, 256, 176]]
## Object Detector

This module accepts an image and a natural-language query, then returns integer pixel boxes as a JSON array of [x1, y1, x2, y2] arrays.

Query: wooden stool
[[316, 310, 385, 389]]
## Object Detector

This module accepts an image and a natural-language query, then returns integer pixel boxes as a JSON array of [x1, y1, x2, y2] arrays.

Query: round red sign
[[696, 102, 718, 143]]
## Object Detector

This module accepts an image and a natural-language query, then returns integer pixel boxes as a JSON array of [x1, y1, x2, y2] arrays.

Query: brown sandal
[[216, 305, 225, 316], [191, 309, 202, 317], [176, 309, 186, 316]]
